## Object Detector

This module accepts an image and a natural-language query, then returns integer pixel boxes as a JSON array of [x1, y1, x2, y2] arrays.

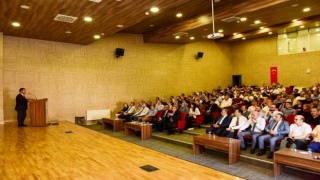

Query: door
[[232, 75, 242, 87]]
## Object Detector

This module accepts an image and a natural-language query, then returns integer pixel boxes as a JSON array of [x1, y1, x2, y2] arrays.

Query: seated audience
[[166, 106, 181, 135], [308, 124, 320, 152], [257, 112, 289, 159], [130, 103, 149, 121], [185, 103, 200, 130], [293, 100, 303, 113], [264, 104, 276, 122], [139, 105, 158, 122], [118, 102, 136, 122], [205, 109, 232, 136], [179, 99, 189, 115], [312, 99, 320, 110], [219, 94, 232, 109], [281, 101, 296, 118], [241, 105, 250, 119], [298, 104, 312, 121], [154, 105, 170, 132], [305, 107, 320, 127], [280, 115, 312, 150], [155, 101, 164, 111], [276, 97, 286, 109], [223, 109, 247, 138], [238, 111, 266, 154], [203, 99, 219, 124]]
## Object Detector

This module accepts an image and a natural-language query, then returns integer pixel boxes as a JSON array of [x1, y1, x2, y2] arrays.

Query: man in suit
[[223, 109, 248, 138], [166, 106, 181, 135], [205, 108, 232, 136], [15, 88, 29, 127], [154, 105, 169, 132], [257, 112, 290, 159], [203, 99, 219, 124]]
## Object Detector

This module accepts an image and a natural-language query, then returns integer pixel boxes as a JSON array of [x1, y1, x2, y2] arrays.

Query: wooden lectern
[[29, 98, 48, 127]]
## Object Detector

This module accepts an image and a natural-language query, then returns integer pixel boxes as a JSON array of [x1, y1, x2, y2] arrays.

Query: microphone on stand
[[28, 93, 37, 100]]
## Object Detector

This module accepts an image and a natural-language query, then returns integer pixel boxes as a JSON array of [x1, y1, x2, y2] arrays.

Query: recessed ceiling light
[[292, 19, 298, 22], [254, 20, 261, 24], [65, 31, 72, 34], [101, 33, 104, 35], [190, 36, 195, 40], [268, 32, 273, 35], [150, 7, 159, 13], [175, 36, 180, 39], [260, 26, 265, 30], [203, 28, 208, 31], [116, 0, 122, 1], [20, 5, 30, 9], [176, 13, 183, 18], [316, 29, 320, 32], [11, 22, 20, 27], [303, 7, 310, 12], [149, 24, 154, 27], [84, 16, 93, 22], [240, 17, 247, 22], [233, 33, 238, 36], [242, 37, 246, 40], [300, 25, 305, 28], [145, 11, 150, 15], [94, 35, 101, 39], [218, 29, 223, 33], [117, 24, 124, 28], [291, 4, 299, 7]]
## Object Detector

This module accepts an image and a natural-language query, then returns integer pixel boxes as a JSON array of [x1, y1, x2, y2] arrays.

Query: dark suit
[[203, 103, 219, 124], [206, 115, 232, 136], [15, 93, 28, 126], [154, 110, 169, 132], [166, 110, 181, 134]]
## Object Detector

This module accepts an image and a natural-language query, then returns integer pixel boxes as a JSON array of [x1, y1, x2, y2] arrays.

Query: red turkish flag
[[270, 67, 278, 84]]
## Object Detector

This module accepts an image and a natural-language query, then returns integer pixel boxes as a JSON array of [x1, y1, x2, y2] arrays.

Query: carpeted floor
[[85, 124, 307, 180]]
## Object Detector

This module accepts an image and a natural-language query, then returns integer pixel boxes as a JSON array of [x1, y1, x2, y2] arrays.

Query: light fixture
[[300, 25, 305, 28], [259, 26, 265, 30], [242, 37, 246, 40], [316, 29, 320, 32], [117, 24, 124, 28], [84, 16, 93, 22], [145, 11, 150, 15], [254, 20, 261, 24], [268, 32, 273, 35], [12, 22, 21, 27], [292, 19, 298, 22], [175, 36, 180, 39], [303, 7, 310, 12], [176, 13, 183, 18], [20, 5, 30, 9], [190, 36, 195, 40], [150, 7, 159, 13], [149, 24, 154, 27], [233, 33, 238, 36], [94, 35, 101, 39], [218, 29, 223, 33], [65, 31, 72, 34], [240, 17, 247, 22]]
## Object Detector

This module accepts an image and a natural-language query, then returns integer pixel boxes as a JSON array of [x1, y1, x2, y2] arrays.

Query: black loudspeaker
[[115, 48, 125, 58], [196, 52, 204, 59]]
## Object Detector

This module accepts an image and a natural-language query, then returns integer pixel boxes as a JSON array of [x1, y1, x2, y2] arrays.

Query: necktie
[[267, 116, 272, 121], [216, 117, 224, 125], [251, 123, 256, 133], [236, 117, 239, 126], [126, 107, 131, 113], [271, 122, 278, 130], [138, 108, 144, 115]]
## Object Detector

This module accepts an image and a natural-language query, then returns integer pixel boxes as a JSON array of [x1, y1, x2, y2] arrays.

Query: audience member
[[308, 124, 320, 152], [223, 109, 247, 138], [281, 101, 296, 118], [166, 106, 181, 135], [139, 105, 158, 122], [154, 105, 169, 132], [203, 99, 219, 124], [130, 103, 149, 121], [219, 94, 232, 109], [205, 109, 232, 136], [305, 107, 320, 127], [185, 103, 200, 130]]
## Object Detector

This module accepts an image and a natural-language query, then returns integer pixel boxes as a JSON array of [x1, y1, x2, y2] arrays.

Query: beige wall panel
[[0, 32, 3, 123], [231, 36, 320, 87]]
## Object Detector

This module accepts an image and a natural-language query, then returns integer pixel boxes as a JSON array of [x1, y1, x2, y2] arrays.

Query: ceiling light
[[149, 24, 154, 27], [268, 32, 273, 35], [260, 26, 265, 30], [291, 4, 299, 7], [117, 24, 124, 28], [233, 33, 238, 36], [175, 36, 180, 39], [242, 37, 246, 40], [316, 29, 320, 32], [11, 22, 20, 27], [65, 31, 72, 34], [300, 25, 305, 28], [20, 5, 30, 9], [176, 13, 183, 18], [190, 37, 195, 40], [203, 28, 208, 31], [94, 35, 101, 39], [240, 17, 247, 22], [145, 11, 150, 15], [150, 7, 159, 13], [254, 20, 261, 24], [292, 19, 298, 22], [101, 33, 104, 35], [218, 29, 223, 33], [84, 17, 92, 22], [303, 7, 310, 12], [116, 0, 122, 1]]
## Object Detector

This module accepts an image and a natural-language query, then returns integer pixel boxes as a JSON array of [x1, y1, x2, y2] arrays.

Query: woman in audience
[[185, 103, 200, 130], [280, 115, 312, 150], [298, 104, 312, 122], [308, 124, 320, 152], [293, 100, 303, 113]]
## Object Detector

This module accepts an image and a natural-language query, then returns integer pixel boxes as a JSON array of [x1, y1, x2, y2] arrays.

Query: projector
[[207, 33, 224, 39]]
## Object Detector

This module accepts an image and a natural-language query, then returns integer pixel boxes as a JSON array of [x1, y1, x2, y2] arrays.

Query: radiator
[[86, 109, 111, 124]]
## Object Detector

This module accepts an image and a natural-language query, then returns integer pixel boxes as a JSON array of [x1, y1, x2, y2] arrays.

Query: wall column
[[0, 32, 4, 124]]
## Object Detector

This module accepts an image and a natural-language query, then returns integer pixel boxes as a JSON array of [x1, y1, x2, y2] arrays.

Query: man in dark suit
[[203, 99, 219, 124], [166, 106, 181, 135], [154, 105, 169, 132], [15, 88, 29, 127], [205, 108, 232, 136]]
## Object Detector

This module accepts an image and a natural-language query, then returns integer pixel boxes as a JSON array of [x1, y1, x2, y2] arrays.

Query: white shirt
[[290, 123, 312, 139], [229, 115, 248, 130], [220, 98, 232, 108], [189, 107, 200, 118], [127, 106, 135, 114], [134, 107, 149, 116], [240, 117, 266, 132], [216, 115, 227, 125]]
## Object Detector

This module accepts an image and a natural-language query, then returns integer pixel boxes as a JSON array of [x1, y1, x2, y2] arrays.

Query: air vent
[[173, 32, 188, 36], [54, 14, 78, 23], [221, 16, 241, 22]]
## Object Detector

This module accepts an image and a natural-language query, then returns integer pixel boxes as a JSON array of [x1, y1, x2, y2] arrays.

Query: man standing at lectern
[[15, 88, 28, 127]]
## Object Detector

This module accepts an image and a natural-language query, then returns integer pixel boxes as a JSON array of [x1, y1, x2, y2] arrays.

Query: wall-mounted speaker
[[196, 52, 204, 59], [115, 48, 125, 58]]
